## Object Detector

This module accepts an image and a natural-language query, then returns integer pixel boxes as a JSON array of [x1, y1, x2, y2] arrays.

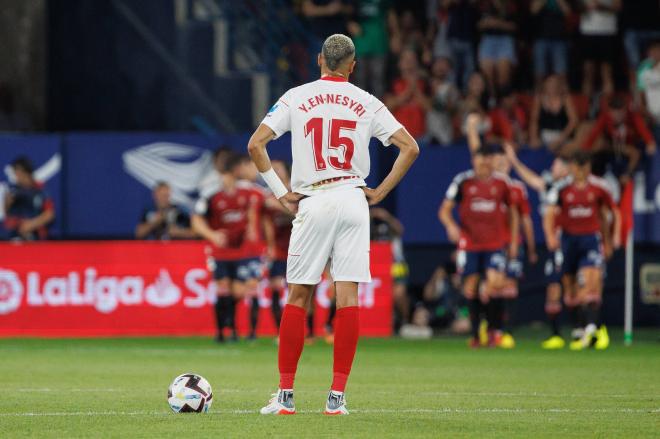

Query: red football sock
[[278, 304, 306, 390], [331, 306, 359, 393]]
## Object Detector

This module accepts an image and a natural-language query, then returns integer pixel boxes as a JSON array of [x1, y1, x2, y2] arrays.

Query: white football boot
[[324, 391, 349, 415], [260, 389, 296, 415]]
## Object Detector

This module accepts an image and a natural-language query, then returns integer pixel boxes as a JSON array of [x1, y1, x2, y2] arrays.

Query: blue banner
[[0, 133, 656, 243]]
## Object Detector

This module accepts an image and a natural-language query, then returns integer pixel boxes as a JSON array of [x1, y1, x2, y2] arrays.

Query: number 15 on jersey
[[304, 117, 356, 171]]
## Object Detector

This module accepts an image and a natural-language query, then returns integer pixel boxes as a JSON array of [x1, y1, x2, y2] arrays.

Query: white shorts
[[286, 187, 371, 284]]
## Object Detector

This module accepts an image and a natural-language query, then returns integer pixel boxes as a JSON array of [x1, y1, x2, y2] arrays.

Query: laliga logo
[[0, 269, 23, 315], [0, 268, 215, 315]]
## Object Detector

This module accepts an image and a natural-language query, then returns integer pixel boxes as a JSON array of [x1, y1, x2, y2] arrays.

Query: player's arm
[[438, 199, 460, 243], [522, 212, 537, 263], [466, 112, 481, 154], [262, 214, 276, 259], [598, 206, 614, 259], [371, 207, 404, 236], [363, 127, 419, 205], [19, 202, 55, 236], [168, 213, 196, 239], [135, 211, 162, 239], [543, 206, 559, 251], [247, 124, 302, 213], [508, 204, 520, 259], [503, 142, 546, 193], [191, 198, 225, 247]]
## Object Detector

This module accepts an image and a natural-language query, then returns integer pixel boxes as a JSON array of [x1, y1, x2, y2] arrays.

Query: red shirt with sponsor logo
[[501, 178, 531, 246], [236, 181, 268, 258], [194, 186, 259, 260], [547, 175, 616, 235], [445, 170, 513, 251]]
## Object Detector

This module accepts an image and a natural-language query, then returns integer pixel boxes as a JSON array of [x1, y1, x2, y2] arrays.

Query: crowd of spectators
[[297, 0, 660, 161]]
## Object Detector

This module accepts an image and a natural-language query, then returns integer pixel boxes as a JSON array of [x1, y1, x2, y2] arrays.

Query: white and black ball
[[167, 373, 213, 413]]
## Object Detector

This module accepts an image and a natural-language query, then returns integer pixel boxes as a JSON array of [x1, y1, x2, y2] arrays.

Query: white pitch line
[[418, 391, 660, 399], [12, 388, 659, 400], [15, 389, 122, 393], [0, 408, 657, 417]]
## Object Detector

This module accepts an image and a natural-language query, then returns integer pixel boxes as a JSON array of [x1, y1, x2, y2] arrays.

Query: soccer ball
[[167, 373, 213, 413]]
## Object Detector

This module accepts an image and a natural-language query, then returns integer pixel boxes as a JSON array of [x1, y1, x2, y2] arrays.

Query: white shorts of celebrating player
[[286, 186, 370, 285]]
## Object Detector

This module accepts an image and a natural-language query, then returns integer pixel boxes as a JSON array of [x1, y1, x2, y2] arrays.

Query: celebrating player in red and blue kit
[[234, 154, 276, 340], [492, 146, 536, 349], [504, 145, 574, 349], [439, 116, 519, 348], [545, 150, 620, 350], [191, 154, 262, 343]]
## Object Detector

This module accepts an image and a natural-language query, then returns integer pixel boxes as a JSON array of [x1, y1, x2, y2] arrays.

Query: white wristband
[[260, 168, 289, 199]]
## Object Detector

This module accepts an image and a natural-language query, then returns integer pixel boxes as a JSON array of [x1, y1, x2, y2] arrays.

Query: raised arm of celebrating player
[[363, 127, 419, 205], [466, 113, 482, 155], [503, 142, 546, 193]]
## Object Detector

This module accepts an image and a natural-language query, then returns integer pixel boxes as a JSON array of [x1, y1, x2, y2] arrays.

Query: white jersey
[[261, 76, 403, 196]]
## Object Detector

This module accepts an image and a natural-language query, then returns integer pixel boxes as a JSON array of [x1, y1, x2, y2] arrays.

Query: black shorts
[[580, 35, 616, 63]]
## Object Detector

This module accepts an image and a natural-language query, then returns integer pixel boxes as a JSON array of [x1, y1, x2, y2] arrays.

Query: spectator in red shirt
[[490, 87, 526, 145], [583, 95, 657, 186], [384, 48, 430, 140]]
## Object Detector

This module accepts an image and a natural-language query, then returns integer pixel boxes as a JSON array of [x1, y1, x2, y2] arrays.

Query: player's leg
[[211, 259, 232, 343], [269, 260, 287, 330], [325, 280, 359, 415], [270, 278, 283, 330], [457, 250, 482, 347], [574, 234, 606, 349], [262, 194, 335, 415], [324, 187, 370, 414], [500, 247, 523, 348], [542, 248, 565, 348], [576, 266, 603, 348], [485, 250, 507, 347], [260, 283, 314, 415], [541, 281, 565, 349], [237, 258, 263, 340]]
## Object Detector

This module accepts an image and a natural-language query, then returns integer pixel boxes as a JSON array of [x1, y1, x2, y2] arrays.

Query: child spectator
[[477, 0, 518, 99], [384, 48, 430, 140], [578, 0, 621, 97], [427, 56, 460, 145], [445, 0, 479, 90], [530, 0, 571, 86], [529, 74, 579, 152]]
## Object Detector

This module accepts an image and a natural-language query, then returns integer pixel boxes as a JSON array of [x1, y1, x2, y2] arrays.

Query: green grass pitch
[[1, 329, 658, 438]]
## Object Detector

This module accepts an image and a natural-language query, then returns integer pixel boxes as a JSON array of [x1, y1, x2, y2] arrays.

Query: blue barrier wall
[[0, 133, 658, 243]]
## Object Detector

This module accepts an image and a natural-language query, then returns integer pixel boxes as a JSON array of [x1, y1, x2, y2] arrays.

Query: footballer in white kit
[[247, 34, 419, 416]]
